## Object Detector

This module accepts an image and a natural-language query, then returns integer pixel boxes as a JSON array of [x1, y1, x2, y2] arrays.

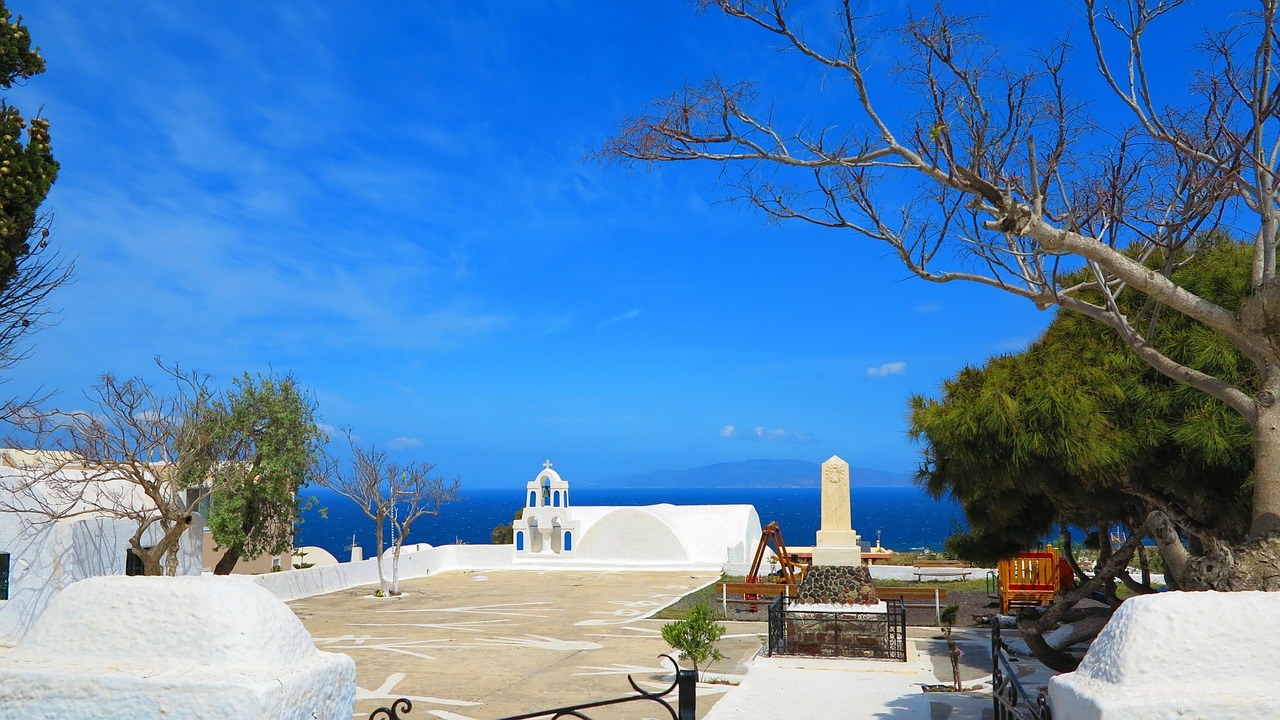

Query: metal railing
[[766, 595, 907, 661], [366, 655, 696, 720], [991, 621, 1053, 720]]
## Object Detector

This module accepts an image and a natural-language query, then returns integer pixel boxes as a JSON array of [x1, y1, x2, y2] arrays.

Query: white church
[[511, 461, 762, 569]]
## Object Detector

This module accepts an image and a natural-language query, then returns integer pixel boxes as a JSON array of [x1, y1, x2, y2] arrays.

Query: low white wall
[[256, 540, 739, 603], [1048, 591, 1280, 718], [254, 544, 515, 602], [0, 576, 354, 720]]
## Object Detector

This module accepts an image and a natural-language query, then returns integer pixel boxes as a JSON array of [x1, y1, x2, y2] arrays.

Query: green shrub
[[661, 602, 726, 680]]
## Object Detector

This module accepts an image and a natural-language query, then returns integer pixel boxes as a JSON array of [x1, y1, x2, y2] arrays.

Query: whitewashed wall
[[253, 544, 516, 602], [0, 493, 202, 645], [0, 576, 355, 720]]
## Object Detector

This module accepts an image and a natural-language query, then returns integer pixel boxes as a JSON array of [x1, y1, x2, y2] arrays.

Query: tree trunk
[[1016, 533, 1142, 671], [391, 543, 402, 596], [374, 515, 388, 595], [1251, 384, 1280, 537], [213, 544, 243, 575], [1149, 510, 1280, 590]]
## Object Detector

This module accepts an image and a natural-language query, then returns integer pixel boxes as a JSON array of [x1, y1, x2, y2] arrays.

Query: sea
[[294, 486, 966, 561]]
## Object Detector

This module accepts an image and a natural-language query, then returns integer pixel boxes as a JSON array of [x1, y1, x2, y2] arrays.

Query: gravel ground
[[924, 588, 998, 628]]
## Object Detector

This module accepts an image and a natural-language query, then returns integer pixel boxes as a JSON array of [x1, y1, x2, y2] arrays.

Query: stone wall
[[796, 565, 879, 605]]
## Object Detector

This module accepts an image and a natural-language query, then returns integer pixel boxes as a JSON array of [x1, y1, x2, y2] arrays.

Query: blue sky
[[2, 1, 1232, 487]]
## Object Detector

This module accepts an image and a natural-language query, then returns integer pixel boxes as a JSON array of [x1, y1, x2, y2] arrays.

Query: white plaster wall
[[0, 576, 355, 720], [550, 504, 760, 568], [294, 545, 340, 568], [646, 504, 762, 565], [575, 507, 692, 562], [0, 470, 202, 645], [254, 544, 514, 602], [1048, 591, 1280, 719]]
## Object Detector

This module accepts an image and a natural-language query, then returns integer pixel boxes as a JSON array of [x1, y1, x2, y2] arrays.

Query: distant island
[[579, 459, 916, 489]]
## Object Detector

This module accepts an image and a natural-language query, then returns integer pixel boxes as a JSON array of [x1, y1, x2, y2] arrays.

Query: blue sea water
[[294, 486, 966, 561]]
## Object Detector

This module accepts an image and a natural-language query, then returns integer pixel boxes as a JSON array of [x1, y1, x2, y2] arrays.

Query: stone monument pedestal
[[813, 455, 862, 566]]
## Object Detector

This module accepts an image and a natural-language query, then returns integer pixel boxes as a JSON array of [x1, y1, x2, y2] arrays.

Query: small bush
[[661, 602, 726, 680]]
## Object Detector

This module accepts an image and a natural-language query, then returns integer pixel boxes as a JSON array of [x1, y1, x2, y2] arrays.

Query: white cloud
[[752, 426, 817, 442], [720, 424, 816, 443], [598, 309, 641, 329], [388, 436, 423, 450], [866, 361, 907, 377]]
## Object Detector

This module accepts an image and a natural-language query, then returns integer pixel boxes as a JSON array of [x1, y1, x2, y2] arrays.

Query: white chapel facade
[[512, 461, 581, 556]]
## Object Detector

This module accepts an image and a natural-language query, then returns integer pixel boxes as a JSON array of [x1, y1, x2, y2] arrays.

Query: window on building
[[125, 548, 151, 576], [272, 556, 282, 571], [0, 553, 9, 600]]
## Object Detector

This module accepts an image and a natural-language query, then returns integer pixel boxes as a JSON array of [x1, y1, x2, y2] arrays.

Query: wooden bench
[[716, 582, 795, 614], [997, 548, 1060, 614], [913, 569, 973, 581], [912, 559, 973, 581], [876, 586, 949, 624]]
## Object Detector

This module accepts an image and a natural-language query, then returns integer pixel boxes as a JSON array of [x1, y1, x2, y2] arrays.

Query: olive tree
[[8, 364, 324, 576], [602, 0, 1280, 590], [193, 372, 325, 575]]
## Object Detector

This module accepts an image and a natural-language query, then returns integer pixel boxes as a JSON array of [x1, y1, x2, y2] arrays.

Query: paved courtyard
[[293, 569, 1057, 720], [291, 569, 764, 719]]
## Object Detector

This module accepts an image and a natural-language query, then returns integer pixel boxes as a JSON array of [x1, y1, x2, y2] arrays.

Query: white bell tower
[[512, 460, 580, 557]]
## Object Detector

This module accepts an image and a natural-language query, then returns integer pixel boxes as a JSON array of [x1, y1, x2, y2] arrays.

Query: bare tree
[[602, 1, 1280, 587], [5, 365, 215, 575], [0, 228, 72, 421], [317, 431, 459, 596]]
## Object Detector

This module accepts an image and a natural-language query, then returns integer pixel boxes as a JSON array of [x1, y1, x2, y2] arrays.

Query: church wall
[[575, 508, 691, 563]]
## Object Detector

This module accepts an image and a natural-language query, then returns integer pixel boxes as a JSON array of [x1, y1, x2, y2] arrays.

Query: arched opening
[[553, 490, 561, 507], [528, 517, 542, 553], [541, 477, 551, 506], [515, 531, 524, 551], [563, 530, 573, 552], [528, 490, 537, 507], [551, 518, 563, 553]]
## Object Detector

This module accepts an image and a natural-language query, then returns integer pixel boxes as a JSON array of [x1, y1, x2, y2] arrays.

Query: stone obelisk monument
[[812, 455, 862, 566]]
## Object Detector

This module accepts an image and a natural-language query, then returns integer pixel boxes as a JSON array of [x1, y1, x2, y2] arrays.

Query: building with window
[[0, 452, 202, 644]]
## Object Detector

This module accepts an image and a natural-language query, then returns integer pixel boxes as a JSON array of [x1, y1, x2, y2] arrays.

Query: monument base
[[812, 546, 862, 566]]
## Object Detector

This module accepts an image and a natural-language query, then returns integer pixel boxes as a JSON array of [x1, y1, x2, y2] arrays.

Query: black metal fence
[[766, 595, 907, 661], [991, 622, 1053, 720], [367, 655, 696, 720]]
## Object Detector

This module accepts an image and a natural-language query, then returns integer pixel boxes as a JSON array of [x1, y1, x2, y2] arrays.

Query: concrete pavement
[[292, 570, 1057, 720]]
